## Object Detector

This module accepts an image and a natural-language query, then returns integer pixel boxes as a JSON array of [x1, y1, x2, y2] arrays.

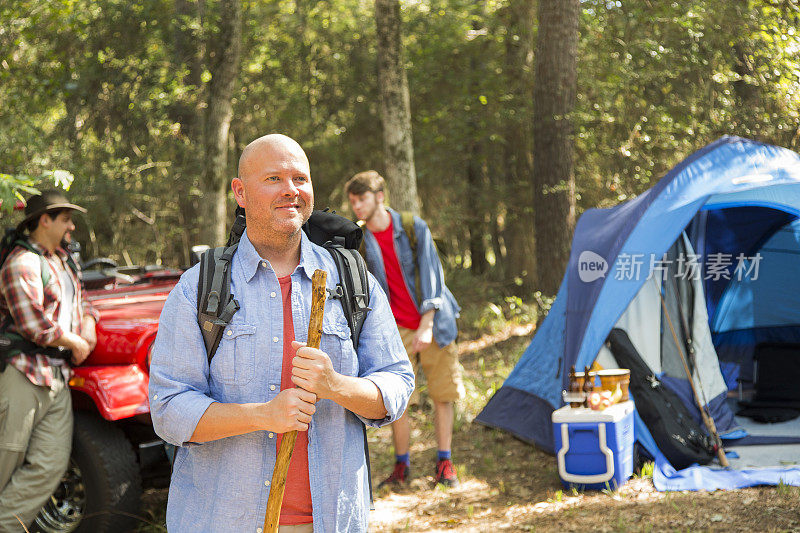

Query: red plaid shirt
[[0, 240, 99, 388]]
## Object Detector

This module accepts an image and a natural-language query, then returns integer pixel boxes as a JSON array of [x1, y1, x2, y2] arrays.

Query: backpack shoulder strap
[[399, 211, 422, 306], [12, 239, 51, 287], [64, 253, 79, 277], [226, 207, 247, 247], [400, 211, 417, 253], [322, 239, 370, 349], [197, 244, 240, 362]]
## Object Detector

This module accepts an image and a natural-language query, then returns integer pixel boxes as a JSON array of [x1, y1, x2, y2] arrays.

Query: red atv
[[32, 258, 186, 533]]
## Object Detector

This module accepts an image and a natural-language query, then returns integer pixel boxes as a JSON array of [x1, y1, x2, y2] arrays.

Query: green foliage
[[457, 290, 540, 337], [634, 461, 655, 479], [0, 174, 38, 211], [1, 0, 798, 289], [0, 171, 74, 212], [576, 0, 800, 209], [776, 478, 800, 499]]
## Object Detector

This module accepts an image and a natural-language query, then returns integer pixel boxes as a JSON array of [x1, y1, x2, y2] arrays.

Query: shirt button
[[272, 336, 279, 343], [153, 394, 158, 400], [261, 261, 267, 268], [268, 433, 274, 438], [270, 385, 276, 391], [257, 528, 263, 533], [270, 291, 277, 298], [226, 330, 232, 336], [264, 480, 270, 487]]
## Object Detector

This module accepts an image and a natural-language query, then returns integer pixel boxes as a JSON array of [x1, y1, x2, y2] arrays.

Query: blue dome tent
[[476, 136, 800, 489]]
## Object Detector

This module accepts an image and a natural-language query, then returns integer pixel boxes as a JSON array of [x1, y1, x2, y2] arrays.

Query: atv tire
[[33, 412, 142, 533]]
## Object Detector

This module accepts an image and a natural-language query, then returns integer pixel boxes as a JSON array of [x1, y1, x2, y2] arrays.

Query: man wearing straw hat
[[0, 190, 98, 531]]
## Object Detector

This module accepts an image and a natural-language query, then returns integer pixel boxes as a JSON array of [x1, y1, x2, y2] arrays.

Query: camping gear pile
[[563, 367, 628, 411], [478, 136, 800, 491]]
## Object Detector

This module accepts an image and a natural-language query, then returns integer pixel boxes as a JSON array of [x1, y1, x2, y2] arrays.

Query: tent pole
[[666, 266, 715, 412], [658, 284, 730, 467]]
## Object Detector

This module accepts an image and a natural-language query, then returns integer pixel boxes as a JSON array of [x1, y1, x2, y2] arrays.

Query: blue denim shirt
[[361, 208, 460, 347], [148, 230, 414, 533]]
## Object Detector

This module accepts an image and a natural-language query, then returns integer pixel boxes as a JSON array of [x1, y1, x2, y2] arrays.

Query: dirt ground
[[138, 326, 800, 532]]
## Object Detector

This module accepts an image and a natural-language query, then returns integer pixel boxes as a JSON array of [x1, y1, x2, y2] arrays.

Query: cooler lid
[[551, 400, 634, 423]]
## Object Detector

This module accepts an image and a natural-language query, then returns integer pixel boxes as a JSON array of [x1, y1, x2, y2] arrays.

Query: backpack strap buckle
[[327, 285, 344, 300]]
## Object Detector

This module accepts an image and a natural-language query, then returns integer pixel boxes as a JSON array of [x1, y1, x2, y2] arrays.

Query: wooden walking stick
[[263, 269, 327, 532], [658, 288, 729, 467]]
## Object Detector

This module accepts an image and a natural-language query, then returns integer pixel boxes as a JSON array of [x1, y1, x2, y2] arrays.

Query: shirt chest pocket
[[210, 324, 256, 385], [397, 243, 415, 277], [320, 311, 359, 377]]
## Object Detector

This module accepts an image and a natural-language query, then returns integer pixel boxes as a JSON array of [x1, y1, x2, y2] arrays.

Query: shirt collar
[[26, 239, 68, 261], [386, 207, 403, 238], [237, 228, 326, 282], [235, 230, 263, 282], [297, 230, 326, 278]]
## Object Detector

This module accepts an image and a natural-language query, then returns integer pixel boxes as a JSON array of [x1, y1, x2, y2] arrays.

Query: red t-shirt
[[373, 220, 421, 330], [276, 275, 313, 525]]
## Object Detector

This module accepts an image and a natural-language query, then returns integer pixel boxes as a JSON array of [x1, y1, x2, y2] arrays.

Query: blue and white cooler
[[551, 400, 634, 490]]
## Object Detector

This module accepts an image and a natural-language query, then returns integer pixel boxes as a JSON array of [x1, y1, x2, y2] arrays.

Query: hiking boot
[[378, 461, 410, 488], [434, 459, 459, 488]]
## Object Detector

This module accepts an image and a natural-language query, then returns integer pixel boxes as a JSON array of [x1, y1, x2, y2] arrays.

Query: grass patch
[[776, 479, 800, 500], [634, 461, 655, 479]]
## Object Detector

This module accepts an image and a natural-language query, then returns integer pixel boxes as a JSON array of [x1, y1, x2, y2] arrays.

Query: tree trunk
[[502, 0, 537, 291], [173, 0, 205, 254], [532, 0, 578, 294], [466, 19, 488, 275], [466, 138, 488, 275], [375, 0, 420, 214], [201, 0, 241, 246]]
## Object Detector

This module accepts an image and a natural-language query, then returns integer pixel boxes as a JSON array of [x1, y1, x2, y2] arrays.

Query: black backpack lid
[[302, 209, 363, 250]]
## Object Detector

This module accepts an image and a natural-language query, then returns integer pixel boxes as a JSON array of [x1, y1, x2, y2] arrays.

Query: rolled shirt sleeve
[[80, 299, 100, 324], [355, 274, 415, 428], [148, 267, 217, 447], [414, 216, 448, 315], [419, 297, 443, 314]]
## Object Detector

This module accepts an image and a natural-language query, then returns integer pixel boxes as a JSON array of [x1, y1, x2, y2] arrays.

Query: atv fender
[[70, 365, 150, 420]]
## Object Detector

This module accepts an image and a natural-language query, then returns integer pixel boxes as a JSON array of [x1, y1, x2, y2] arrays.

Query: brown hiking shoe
[[434, 459, 459, 487], [378, 461, 410, 488]]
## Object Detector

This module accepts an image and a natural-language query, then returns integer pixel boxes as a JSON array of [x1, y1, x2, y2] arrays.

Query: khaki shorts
[[279, 524, 313, 533], [398, 327, 463, 403]]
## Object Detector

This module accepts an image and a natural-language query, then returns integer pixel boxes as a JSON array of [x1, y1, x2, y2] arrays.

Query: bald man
[[149, 134, 414, 533]]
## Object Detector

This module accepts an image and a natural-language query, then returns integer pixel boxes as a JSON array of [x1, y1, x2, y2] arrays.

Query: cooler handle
[[557, 422, 615, 484]]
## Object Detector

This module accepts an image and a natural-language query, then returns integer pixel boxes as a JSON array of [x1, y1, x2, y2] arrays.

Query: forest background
[[3, 0, 799, 300], [3, 2, 800, 530]]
